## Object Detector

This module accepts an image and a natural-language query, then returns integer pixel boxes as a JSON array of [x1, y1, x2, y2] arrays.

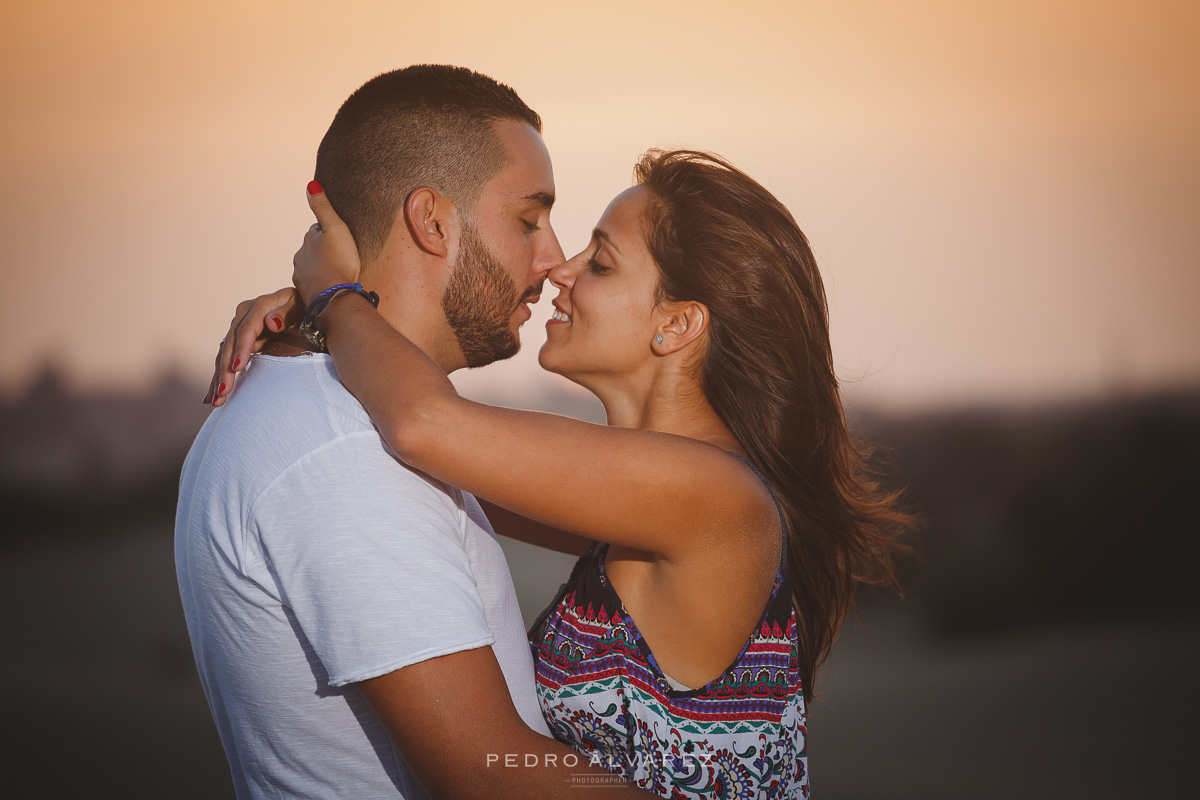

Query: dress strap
[[526, 539, 599, 641]]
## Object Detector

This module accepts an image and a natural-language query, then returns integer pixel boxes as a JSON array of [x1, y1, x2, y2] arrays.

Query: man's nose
[[534, 228, 566, 278]]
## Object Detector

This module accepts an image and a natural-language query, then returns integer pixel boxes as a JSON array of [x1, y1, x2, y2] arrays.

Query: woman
[[211, 150, 910, 798]]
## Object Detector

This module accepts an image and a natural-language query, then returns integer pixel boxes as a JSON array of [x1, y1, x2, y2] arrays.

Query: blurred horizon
[[4, 353, 1197, 415], [2, 0, 1198, 412], [5, 365, 1197, 797]]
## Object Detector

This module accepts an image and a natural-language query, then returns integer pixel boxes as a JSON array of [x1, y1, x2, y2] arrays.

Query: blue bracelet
[[299, 283, 380, 352]]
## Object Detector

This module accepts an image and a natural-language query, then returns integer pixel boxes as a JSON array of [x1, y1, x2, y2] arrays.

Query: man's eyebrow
[[593, 227, 622, 255], [519, 191, 555, 208]]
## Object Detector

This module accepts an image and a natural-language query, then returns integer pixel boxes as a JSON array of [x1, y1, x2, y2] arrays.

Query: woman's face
[[538, 185, 665, 386]]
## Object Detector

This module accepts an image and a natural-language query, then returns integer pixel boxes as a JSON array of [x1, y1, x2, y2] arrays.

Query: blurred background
[[2, 0, 1197, 797]]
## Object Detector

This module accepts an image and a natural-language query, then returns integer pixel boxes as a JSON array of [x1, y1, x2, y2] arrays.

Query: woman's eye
[[523, 219, 540, 232], [586, 257, 610, 275]]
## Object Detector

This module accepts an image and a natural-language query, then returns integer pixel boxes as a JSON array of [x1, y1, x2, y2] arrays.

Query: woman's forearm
[[322, 294, 459, 463]]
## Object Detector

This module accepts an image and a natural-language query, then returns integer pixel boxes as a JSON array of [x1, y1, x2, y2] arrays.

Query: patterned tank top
[[528, 455, 809, 798]]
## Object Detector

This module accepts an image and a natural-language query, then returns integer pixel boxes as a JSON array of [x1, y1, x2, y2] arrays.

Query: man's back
[[176, 353, 545, 798]]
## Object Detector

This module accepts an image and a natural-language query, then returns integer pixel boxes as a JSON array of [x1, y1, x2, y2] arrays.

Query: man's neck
[[260, 328, 313, 357], [374, 310, 464, 374], [359, 246, 467, 374], [255, 318, 460, 375], [369, 291, 464, 374]]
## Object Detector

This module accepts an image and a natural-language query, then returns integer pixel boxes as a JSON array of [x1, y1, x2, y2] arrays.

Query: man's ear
[[404, 187, 453, 257], [652, 301, 710, 355]]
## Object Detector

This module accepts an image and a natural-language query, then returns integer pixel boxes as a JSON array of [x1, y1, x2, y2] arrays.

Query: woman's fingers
[[305, 181, 349, 234], [205, 299, 252, 404], [209, 331, 271, 408], [203, 182, 361, 408], [230, 287, 300, 371], [206, 288, 300, 407], [293, 182, 362, 304]]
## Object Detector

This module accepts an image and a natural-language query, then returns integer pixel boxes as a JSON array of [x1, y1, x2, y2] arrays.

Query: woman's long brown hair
[[635, 150, 913, 701]]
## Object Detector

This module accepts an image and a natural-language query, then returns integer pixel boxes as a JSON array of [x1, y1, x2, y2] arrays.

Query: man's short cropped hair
[[314, 65, 542, 263]]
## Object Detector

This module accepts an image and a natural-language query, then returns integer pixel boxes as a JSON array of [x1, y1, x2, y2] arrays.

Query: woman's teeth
[[552, 310, 572, 322]]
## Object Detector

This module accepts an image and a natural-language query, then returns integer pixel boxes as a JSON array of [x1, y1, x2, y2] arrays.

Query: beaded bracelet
[[299, 283, 380, 353]]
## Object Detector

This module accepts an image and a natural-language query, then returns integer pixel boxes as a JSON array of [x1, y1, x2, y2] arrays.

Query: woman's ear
[[404, 187, 452, 257], [652, 301, 709, 355]]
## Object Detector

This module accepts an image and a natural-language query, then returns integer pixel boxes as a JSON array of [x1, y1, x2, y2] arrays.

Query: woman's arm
[[317, 294, 773, 562], [221, 185, 775, 563]]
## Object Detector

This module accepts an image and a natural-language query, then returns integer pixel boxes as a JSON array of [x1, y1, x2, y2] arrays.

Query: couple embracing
[[176, 64, 909, 799]]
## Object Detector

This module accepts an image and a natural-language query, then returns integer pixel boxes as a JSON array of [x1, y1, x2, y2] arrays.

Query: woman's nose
[[548, 255, 581, 290]]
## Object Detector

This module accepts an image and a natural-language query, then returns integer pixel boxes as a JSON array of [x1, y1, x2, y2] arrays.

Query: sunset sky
[[2, 0, 1197, 411]]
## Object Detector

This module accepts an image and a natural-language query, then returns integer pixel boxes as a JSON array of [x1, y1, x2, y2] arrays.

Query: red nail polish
[[307, 180, 323, 196], [269, 315, 282, 329], [232, 357, 241, 370], [218, 382, 226, 394]]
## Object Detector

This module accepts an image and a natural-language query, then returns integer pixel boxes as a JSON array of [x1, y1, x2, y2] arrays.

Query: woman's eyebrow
[[593, 227, 621, 255]]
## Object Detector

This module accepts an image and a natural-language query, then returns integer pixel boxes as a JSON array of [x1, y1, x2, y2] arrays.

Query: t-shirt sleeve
[[250, 431, 495, 687]]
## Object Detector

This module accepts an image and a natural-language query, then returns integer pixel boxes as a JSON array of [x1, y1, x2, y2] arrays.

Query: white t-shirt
[[175, 353, 549, 799]]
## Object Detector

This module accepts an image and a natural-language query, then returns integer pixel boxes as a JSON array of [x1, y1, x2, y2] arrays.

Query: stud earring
[[655, 335, 663, 343]]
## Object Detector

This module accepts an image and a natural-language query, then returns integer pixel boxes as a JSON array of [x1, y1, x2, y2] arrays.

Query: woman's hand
[[204, 183, 361, 407], [292, 181, 362, 306], [205, 287, 300, 406]]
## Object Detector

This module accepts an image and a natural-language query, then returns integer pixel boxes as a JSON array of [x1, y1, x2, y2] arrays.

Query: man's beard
[[441, 223, 525, 368]]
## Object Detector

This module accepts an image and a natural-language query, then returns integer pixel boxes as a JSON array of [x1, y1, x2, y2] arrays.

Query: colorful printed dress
[[529, 457, 809, 799]]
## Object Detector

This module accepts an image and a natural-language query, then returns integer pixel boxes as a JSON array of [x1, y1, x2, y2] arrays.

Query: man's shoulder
[[181, 353, 473, 539], [182, 355, 389, 498], [239, 353, 372, 429], [212, 355, 379, 451], [237, 355, 465, 500]]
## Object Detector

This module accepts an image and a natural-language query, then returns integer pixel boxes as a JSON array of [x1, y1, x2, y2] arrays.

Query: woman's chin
[[541, 346, 593, 388], [537, 344, 567, 377]]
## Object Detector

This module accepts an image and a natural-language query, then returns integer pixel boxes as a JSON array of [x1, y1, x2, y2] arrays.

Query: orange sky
[[2, 0, 1197, 410]]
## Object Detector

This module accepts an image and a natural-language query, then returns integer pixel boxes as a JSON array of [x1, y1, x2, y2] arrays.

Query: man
[[176, 65, 646, 799]]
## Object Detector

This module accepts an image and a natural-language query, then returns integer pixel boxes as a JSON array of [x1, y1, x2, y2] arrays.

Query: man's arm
[[360, 646, 651, 799], [255, 436, 644, 796]]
